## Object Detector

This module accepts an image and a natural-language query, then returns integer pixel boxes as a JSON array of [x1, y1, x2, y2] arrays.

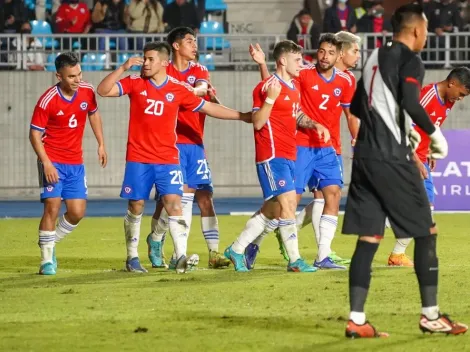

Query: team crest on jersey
[[124, 186, 131, 194], [187, 75, 196, 84], [166, 93, 175, 102], [279, 180, 286, 187], [333, 88, 342, 97], [46, 186, 53, 192], [446, 108, 451, 116], [80, 102, 88, 111]]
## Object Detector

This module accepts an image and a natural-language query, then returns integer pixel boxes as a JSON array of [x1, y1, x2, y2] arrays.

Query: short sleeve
[[30, 98, 50, 132], [252, 82, 265, 112], [195, 64, 210, 85], [116, 75, 138, 97], [180, 85, 205, 112], [340, 78, 354, 107], [89, 89, 98, 114]]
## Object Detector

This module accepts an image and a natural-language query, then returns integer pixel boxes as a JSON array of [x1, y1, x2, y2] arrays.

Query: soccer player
[[387, 67, 470, 267], [147, 27, 230, 270], [292, 31, 361, 260], [247, 34, 354, 270], [224, 40, 328, 272], [97, 42, 250, 273], [342, 3, 467, 337], [29, 52, 107, 275]]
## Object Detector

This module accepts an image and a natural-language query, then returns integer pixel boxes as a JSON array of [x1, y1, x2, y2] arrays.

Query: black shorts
[[342, 158, 432, 238]]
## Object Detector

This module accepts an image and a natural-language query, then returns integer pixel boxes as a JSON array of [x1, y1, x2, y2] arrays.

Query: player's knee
[[196, 194, 214, 215], [67, 209, 86, 224], [128, 200, 144, 215], [43, 201, 61, 220]]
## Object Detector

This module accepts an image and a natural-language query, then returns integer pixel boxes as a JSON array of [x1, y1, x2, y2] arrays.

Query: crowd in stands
[[289, 0, 469, 63]]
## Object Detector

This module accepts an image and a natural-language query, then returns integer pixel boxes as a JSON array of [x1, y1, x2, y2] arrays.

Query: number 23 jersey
[[117, 74, 205, 164]]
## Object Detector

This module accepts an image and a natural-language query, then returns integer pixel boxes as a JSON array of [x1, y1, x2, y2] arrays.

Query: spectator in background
[[163, 0, 201, 32], [92, 0, 128, 50], [35, 0, 61, 22], [287, 9, 320, 62], [16, 21, 46, 70], [2, 0, 27, 33], [356, 0, 391, 48], [323, 0, 357, 34], [55, 0, 92, 49], [127, 0, 165, 50], [434, 0, 464, 62]]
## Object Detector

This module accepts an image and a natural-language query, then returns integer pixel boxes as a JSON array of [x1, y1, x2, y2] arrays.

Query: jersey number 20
[[144, 99, 164, 116]]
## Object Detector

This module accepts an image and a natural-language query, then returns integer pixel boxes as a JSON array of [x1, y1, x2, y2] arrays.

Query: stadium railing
[[1, 32, 470, 70]]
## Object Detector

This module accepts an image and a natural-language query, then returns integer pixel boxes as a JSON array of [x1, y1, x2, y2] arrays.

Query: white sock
[[182, 193, 194, 234], [168, 215, 188, 259], [232, 213, 268, 254], [318, 214, 338, 261], [150, 210, 168, 242], [312, 199, 325, 245], [279, 218, 301, 263], [55, 215, 77, 243], [422, 306, 439, 320], [39, 230, 56, 265], [349, 311, 366, 325], [201, 216, 219, 252], [124, 210, 142, 259], [253, 219, 279, 246], [296, 201, 313, 230], [392, 238, 412, 255]]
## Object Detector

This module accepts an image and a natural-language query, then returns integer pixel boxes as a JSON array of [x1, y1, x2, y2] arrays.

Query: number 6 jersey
[[116, 74, 205, 164], [30, 82, 98, 164]]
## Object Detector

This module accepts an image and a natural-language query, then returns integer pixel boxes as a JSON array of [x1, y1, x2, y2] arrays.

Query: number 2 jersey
[[295, 66, 354, 149], [252, 75, 301, 163], [116, 74, 205, 164], [166, 61, 209, 145], [415, 83, 454, 163], [30, 82, 98, 164]]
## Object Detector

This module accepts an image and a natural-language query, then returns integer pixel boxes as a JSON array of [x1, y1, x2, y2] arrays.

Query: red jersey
[[296, 66, 354, 148], [30, 82, 98, 164], [330, 69, 357, 154], [55, 4, 91, 34], [117, 74, 205, 164], [415, 83, 454, 162], [167, 62, 209, 145], [252, 75, 301, 163]]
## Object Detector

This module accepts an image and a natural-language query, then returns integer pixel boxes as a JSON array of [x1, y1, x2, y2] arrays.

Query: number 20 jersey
[[116, 74, 205, 164]]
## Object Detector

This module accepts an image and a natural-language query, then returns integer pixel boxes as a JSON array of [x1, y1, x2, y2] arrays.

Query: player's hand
[[408, 128, 421, 152], [122, 57, 143, 71], [249, 43, 266, 65], [314, 123, 330, 143], [240, 111, 253, 123], [266, 78, 281, 101], [98, 145, 107, 168], [429, 158, 437, 171], [415, 159, 428, 180], [429, 126, 448, 159], [43, 161, 59, 184]]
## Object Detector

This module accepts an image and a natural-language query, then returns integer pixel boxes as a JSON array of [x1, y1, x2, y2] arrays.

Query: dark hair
[[447, 67, 470, 90], [297, 9, 311, 17], [55, 52, 79, 71], [318, 33, 342, 51], [167, 27, 196, 51], [143, 41, 171, 58], [273, 40, 303, 61], [391, 3, 425, 34]]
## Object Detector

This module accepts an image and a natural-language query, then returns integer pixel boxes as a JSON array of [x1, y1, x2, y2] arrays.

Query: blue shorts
[[256, 158, 295, 200], [120, 162, 183, 200], [38, 161, 87, 200], [295, 146, 343, 194], [337, 154, 344, 176], [177, 143, 213, 192], [423, 162, 434, 204]]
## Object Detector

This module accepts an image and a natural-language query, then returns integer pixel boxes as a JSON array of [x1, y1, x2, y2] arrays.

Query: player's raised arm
[[249, 43, 270, 80], [88, 110, 107, 167], [251, 77, 281, 130], [296, 110, 330, 143], [97, 57, 144, 97]]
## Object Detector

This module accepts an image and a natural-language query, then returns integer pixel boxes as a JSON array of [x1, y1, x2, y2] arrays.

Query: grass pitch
[[0, 214, 469, 352]]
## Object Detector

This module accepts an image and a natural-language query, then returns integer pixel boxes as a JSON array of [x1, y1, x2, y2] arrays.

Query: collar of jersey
[[148, 76, 169, 89], [56, 84, 78, 103], [273, 73, 295, 90]]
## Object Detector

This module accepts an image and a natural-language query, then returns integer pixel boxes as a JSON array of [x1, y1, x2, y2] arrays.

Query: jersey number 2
[[144, 99, 164, 116], [319, 95, 329, 110]]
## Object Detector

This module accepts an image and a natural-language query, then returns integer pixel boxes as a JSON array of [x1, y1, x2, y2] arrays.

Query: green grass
[[1, 214, 469, 351]]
